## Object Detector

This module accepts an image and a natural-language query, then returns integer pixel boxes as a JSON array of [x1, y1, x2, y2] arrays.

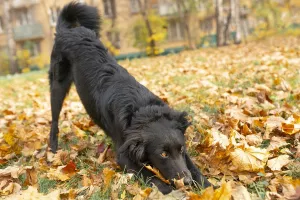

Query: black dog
[[49, 2, 211, 194]]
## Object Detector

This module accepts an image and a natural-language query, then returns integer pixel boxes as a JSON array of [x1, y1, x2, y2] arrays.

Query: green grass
[[286, 162, 300, 179], [247, 179, 269, 200], [89, 189, 111, 200], [0, 70, 47, 87], [259, 139, 271, 149], [64, 174, 82, 189], [38, 177, 58, 194]]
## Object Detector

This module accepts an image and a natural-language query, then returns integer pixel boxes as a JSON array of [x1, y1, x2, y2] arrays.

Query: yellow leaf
[[144, 165, 170, 184], [3, 131, 16, 146], [188, 187, 214, 200], [103, 167, 115, 190], [213, 178, 232, 200], [282, 122, 300, 135], [229, 146, 269, 172], [120, 190, 126, 199], [72, 124, 86, 138]]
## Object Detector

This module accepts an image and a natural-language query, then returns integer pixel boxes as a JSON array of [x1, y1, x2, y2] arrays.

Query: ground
[[0, 36, 299, 200]]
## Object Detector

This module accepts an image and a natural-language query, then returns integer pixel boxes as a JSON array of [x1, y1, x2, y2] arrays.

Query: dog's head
[[119, 105, 193, 185]]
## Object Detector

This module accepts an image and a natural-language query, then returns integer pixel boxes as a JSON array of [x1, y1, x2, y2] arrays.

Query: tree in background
[[216, 0, 226, 46], [3, 0, 18, 74], [136, 0, 156, 56], [133, 12, 167, 55], [134, 0, 167, 56], [231, 0, 242, 44], [174, 0, 196, 49], [216, 0, 245, 46]]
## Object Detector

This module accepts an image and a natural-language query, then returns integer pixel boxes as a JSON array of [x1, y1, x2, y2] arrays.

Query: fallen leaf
[[232, 184, 251, 200], [213, 178, 232, 200], [144, 165, 170, 184], [97, 144, 110, 164], [24, 167, 37, 187], [61, 160, 77, 174], [267, 155, 291, 171], [103, 167, 115, 190], [187, 187, 214, 200], [229, 146, 269, 172], [6, 186, 60, 200]]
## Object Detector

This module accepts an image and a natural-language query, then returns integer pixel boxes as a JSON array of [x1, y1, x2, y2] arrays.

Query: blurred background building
[[0, 0, 299, 75]]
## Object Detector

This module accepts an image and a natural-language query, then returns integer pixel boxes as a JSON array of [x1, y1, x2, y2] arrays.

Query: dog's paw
[[49, 126, 59, 153]]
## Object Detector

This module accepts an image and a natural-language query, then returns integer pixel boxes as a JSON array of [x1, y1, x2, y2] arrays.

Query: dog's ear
[[174, 111, 191, 133], [118, 137, 146, 164]]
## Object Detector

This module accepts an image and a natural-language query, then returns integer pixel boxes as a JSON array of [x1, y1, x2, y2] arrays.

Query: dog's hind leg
[[185, 153, 212, 189], [49, 57, 72, 153]]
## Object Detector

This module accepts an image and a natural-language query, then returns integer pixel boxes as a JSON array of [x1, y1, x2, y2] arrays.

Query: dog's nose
[[183, 176, 192, 185]]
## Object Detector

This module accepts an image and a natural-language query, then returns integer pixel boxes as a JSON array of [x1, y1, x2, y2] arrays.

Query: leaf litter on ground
[[0, 36, 299, 199]]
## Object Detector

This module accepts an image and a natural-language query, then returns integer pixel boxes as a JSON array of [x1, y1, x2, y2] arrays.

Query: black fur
[[49, 2, 211, 194]]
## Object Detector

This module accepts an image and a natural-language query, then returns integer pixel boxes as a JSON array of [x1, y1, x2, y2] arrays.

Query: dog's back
[[49, 2, 164, 149]]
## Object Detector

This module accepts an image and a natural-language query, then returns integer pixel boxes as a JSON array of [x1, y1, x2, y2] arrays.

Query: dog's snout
[[183, 176, 192, 185]]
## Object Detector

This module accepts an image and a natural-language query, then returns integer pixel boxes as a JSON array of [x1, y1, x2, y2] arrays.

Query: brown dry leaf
[[0, 166, 23, 179], [278, 176, 300, 199], [231, 184, 251, 200], [0, 179, 21, 196], [24, 167, 37, 187], [210, 128, 229, 149], [97, 144, 110, 164], [147, 186, 184, 200], [47, 166, 72, 181], [241, 124, 253, 135], [267, 136, 288, 151], [245, 134, 263, 146], [229, 146, 269, 172], [144, 165, 171, 184], [61, 160, 77, 174], [267, 155, 291, 171]]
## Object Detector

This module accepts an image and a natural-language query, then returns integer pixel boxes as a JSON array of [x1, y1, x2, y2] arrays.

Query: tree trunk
[[231, 0, 241, 44], [216, 0, 225, 47], [176, 0, 195, 49], [110, 0, 116, 29], [223, 11, 231, 45], [3, 0, 18, 74], [137, 0, 156, 56]]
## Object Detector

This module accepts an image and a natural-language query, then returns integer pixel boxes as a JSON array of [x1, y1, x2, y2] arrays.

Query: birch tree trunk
[[231, 0, 242, 44], [3, 0, 18, 74], [216, 0, 225, 47]]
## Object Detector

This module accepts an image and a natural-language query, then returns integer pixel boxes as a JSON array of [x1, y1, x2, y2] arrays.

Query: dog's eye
[[180, 146, 184, 153], [160, 151, 168, 158]]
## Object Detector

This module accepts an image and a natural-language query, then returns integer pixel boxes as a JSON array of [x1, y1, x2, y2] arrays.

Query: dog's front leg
[[185, 153, 212, 189], [117, 153, 173, 194]]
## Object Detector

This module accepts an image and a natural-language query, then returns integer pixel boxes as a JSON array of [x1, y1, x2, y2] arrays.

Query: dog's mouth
[[143, 163, 192, 188], [143, 164, 171, 185]]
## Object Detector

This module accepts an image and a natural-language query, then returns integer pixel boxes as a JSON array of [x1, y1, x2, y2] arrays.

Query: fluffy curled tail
[[57, 2, 101, 37]]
